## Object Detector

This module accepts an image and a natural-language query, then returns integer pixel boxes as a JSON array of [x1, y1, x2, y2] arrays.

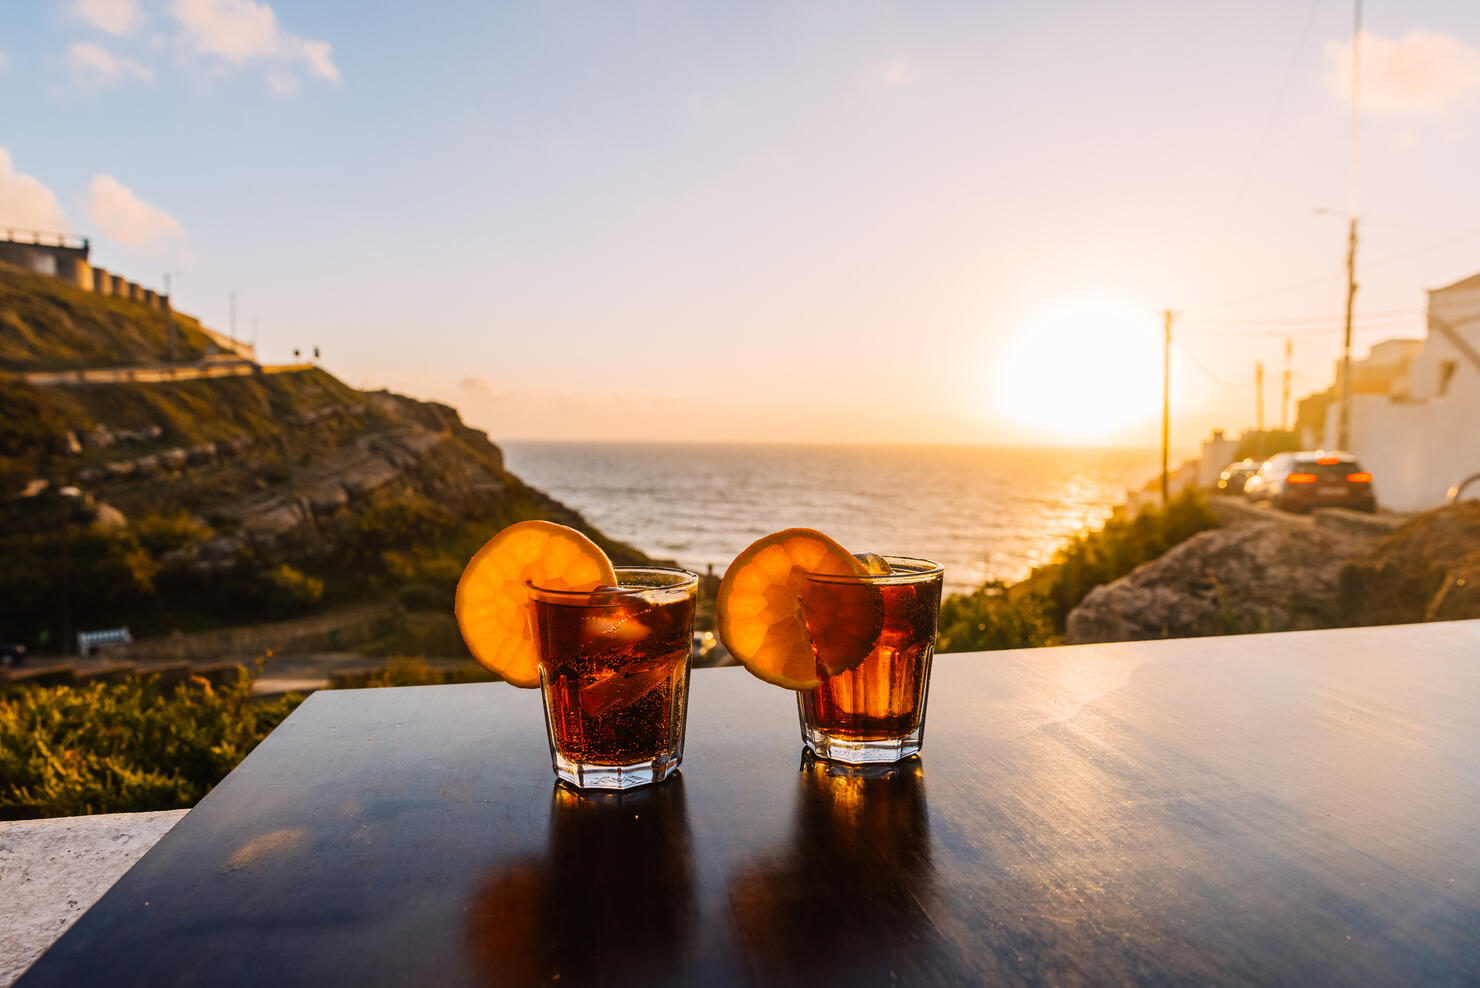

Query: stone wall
[[115, 602, 400, 662]]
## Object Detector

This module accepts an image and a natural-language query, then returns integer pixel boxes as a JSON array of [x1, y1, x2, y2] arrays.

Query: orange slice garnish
[[455, 520, 617, 688], [717, 528, 882, 690]]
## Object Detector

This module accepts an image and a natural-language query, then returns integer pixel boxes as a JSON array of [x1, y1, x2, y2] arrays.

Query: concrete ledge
[[0, 809, 186, 987]]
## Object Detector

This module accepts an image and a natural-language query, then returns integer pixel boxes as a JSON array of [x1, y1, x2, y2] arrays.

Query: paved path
[[22, 361, 314, 386], [0, 810, 187, 987]]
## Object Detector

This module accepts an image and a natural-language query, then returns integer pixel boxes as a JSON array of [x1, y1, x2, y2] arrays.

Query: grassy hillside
[[0, 270, 650, 653], [0, 262, 222, 370]]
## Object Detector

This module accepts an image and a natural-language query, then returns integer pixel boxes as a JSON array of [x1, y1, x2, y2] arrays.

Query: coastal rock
[[339, 455, 399, 496], [1339, 501, 1480, 626], [185, 443, 217, 466], [1425, 548, 1480, 622], [305, 480, 350, 514], [1065, 522, 1368, 644], [240, 497, 312, 538], [91, 502, 128, 530], [196, 535, 246, 568]]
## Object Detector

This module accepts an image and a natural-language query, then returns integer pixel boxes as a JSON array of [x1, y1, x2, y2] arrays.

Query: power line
[[1228, 0, 1324, 216], [1178, 344, 1254, 387], [1178, 319, 1424, 338], [1180, 306, 1419, 327], [1188, 227, 1480, 318]]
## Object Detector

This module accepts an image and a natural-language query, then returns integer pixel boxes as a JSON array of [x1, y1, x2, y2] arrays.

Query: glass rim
[[525, 565, 699, 599], [803, 554, 943, 586]]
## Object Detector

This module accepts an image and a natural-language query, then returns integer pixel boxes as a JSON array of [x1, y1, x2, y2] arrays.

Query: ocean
[[502, 442, 1162, 597]]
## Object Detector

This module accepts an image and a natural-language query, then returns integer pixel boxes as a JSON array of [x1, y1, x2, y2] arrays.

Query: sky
[[4, 1, 1480, 451]]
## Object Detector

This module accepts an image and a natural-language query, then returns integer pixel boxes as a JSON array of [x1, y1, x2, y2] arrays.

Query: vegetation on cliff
[[0, 263, 219, 371], [0, 264, 648, 654], [937, 490, 1222, 652]]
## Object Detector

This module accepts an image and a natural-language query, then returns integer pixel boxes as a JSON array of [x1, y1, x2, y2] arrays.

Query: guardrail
[[1447, 473, 1480, 504], [1, 229, 88, 250]]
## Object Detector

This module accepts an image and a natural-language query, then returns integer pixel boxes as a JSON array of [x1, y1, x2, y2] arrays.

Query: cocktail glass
[[797, 556, 943, 764], [528, 566, 698, 790]]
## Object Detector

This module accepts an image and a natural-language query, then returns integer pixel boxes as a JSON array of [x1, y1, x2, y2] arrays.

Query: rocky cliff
[[0, 265, 648, 651], [1066, 502, 1480, 644]]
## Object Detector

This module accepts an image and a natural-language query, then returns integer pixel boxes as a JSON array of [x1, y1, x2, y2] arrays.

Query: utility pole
[[1337, 0, 1362, 450], [1338, 217, 1359, 449], [229, 290, 238, 348], [1162, 309, 1173, 507], [1281, 338, 1292, 430], [1255, 362, 1265, 432]]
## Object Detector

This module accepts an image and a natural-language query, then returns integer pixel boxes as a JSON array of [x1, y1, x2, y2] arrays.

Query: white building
[[1321, 271, 1480, 511], [1197, 429, 1240, 488]]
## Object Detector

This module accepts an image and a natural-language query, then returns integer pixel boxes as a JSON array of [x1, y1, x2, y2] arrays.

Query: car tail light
[[1316, 457, 1341, 465], [1286, 473, 1318, 484], [1347, 472, 1372, 483]]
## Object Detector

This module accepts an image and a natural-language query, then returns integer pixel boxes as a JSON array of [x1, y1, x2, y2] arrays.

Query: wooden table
[[18, 621, 1480, 986]]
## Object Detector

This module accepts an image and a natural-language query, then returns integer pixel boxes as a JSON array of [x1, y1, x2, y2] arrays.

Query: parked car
[[0, 642, 26, 667], [1244, 451, 1376, 513], [1215, 459, 1259, 495]]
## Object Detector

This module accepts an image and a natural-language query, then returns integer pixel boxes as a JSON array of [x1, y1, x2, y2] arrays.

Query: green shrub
[[132, 511, 214, 556], [0, 669, 301, 818], [328, 656, 494, 689], [1044, 489, 1220, 629], [0, 379, 76, 496], [937, 582, 1057, 652], [254, 564, 324, 615], [935, 490, 1223, 652]]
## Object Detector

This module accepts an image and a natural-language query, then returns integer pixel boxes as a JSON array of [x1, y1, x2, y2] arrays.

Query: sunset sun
[[992, 301, 1162, 445]]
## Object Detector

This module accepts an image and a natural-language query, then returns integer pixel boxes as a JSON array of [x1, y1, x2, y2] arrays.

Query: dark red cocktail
[[528, 567, 697, 789], [797, 556, 943, 763]]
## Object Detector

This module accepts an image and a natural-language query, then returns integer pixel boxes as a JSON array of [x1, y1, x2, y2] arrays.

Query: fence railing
[[0, 229, 88, 251]]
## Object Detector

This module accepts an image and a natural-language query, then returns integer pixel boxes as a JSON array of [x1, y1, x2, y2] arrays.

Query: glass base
[[551, 750, 681, 791], [800, 724, 923, 765]]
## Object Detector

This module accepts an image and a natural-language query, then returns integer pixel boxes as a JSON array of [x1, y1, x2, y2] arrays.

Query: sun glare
[[991, 301, 1163, 445]]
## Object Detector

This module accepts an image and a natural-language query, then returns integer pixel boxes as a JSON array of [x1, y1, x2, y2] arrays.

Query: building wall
[[1412, 284, 1480, 400], [92, 267, 110, 293], [1197, 431, 1239, 488], [0, 242, 57, 276], [0, 240, 90, 284], [1322, 282, 1480, 511]]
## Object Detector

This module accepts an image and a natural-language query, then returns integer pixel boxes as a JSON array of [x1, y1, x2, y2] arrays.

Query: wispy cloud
[[87, 174, 185, 248], [1325, 29, 1480, 116], [0, 148, 71, 233], [458, 376, 493, 394], [69, 0, 143, 36], [65, 41, 153, 88], [171, 0, 340, 89]]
